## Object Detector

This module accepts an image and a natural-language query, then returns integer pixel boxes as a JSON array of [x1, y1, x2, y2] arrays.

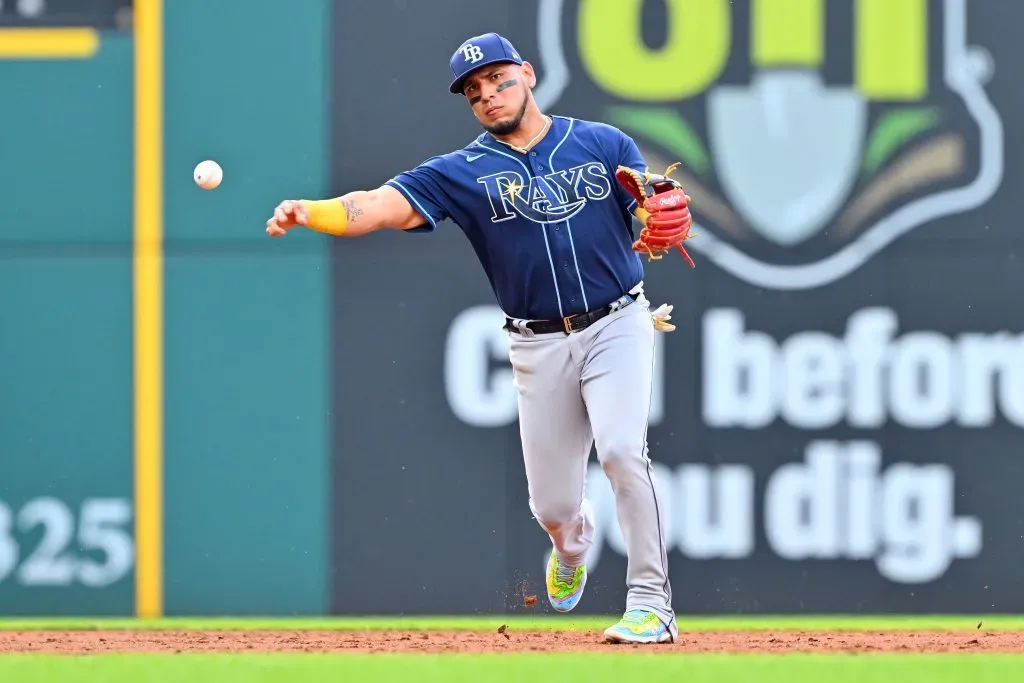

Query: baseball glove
[[615, 162, 696, 268]]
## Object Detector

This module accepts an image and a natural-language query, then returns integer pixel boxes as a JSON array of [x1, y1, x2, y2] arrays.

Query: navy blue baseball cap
[[448, 32, 524, 95]]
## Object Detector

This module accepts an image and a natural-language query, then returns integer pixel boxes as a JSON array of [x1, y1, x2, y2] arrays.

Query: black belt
[[504, 293, 638, 335]]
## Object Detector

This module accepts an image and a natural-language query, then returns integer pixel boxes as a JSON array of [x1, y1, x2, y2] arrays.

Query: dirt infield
[[2, 629, 1023, 654]]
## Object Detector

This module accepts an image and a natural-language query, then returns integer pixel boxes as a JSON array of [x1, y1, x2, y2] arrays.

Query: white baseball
[[193, 159, 223, 190]]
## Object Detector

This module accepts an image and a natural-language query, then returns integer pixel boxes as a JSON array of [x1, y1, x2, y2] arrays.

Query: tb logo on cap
[[460, 43, 484, 63]]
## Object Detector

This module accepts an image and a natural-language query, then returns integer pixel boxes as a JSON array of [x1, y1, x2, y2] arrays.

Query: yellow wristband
[[299, 198, 349, 236]]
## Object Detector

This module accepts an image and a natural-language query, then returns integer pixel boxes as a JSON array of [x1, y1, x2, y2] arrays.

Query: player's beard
[[484, 95, 529, 136]]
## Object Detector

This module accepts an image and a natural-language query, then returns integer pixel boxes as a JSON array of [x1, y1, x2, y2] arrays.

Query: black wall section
[[329, 0, 1024, 615]]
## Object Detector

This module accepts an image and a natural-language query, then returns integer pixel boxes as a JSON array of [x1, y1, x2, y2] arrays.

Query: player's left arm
[[610, 126, 696, 269], [610, 129, 653, 224]]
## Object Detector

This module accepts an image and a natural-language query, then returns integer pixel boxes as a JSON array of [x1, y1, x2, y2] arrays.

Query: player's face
[[462, 65, 530, 135]]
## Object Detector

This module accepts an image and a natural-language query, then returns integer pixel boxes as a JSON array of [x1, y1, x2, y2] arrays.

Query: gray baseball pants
[[506, 286, 677, 640]]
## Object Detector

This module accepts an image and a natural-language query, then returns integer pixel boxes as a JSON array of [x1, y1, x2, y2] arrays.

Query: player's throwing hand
[[265, 200, 309, 237]]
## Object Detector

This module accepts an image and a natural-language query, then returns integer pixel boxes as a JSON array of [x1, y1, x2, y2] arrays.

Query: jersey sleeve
[[384, 155, 453, 232], [613, 129, 649, 215]]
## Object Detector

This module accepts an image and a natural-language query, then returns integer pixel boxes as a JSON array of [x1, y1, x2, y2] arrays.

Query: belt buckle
[[563, 312, 590, 334]]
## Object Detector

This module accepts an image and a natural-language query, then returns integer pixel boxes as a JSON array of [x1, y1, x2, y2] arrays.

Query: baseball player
[[265, 32, 695, 645]]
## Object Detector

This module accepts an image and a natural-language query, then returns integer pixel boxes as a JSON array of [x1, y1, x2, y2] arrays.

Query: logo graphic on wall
[[534, 0, 1003, 290]]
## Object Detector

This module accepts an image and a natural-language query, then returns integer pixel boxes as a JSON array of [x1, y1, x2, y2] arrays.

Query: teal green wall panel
[[0, 4, 332, 617], [0, 33, 134, 615], [162, 0, 331, 615], [0, 257, 134, 615], [0, 35, 133, 244]]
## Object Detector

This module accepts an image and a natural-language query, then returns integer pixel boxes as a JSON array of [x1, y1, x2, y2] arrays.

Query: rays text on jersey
[[477, 162, 612, 224]]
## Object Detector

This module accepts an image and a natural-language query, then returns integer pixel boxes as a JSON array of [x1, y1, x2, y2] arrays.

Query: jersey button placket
[[532, 150, 572, 310], [531, 155, 552, 231], [563, 259, 575, 307]]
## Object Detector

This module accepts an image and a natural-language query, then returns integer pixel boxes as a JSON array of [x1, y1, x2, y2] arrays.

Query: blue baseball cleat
[[603, 609, 673, 644], [545, 550, 587, 612]]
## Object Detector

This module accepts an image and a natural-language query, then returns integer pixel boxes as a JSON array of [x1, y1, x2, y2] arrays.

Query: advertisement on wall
[[329, 0, 1024, 614]]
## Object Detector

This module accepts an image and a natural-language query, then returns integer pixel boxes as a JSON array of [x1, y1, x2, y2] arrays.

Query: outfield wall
[[0, 0, 330, 616], [2, 0, 1023, 617]]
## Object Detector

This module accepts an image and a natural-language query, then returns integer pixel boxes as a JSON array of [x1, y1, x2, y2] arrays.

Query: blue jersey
[[386, 115, 648, 321]]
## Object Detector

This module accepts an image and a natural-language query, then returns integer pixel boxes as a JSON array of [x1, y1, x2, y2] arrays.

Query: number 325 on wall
[[0, 498, 134, 588]]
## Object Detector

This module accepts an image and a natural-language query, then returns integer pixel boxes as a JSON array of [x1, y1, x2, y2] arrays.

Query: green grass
[[0, 614, 1019, 631], [0, 653, 1021, 683]]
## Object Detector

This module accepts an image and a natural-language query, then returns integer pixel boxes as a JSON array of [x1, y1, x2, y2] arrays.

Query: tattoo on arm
[[343, 198, 363, 222], [496, 79, 517, 92]]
